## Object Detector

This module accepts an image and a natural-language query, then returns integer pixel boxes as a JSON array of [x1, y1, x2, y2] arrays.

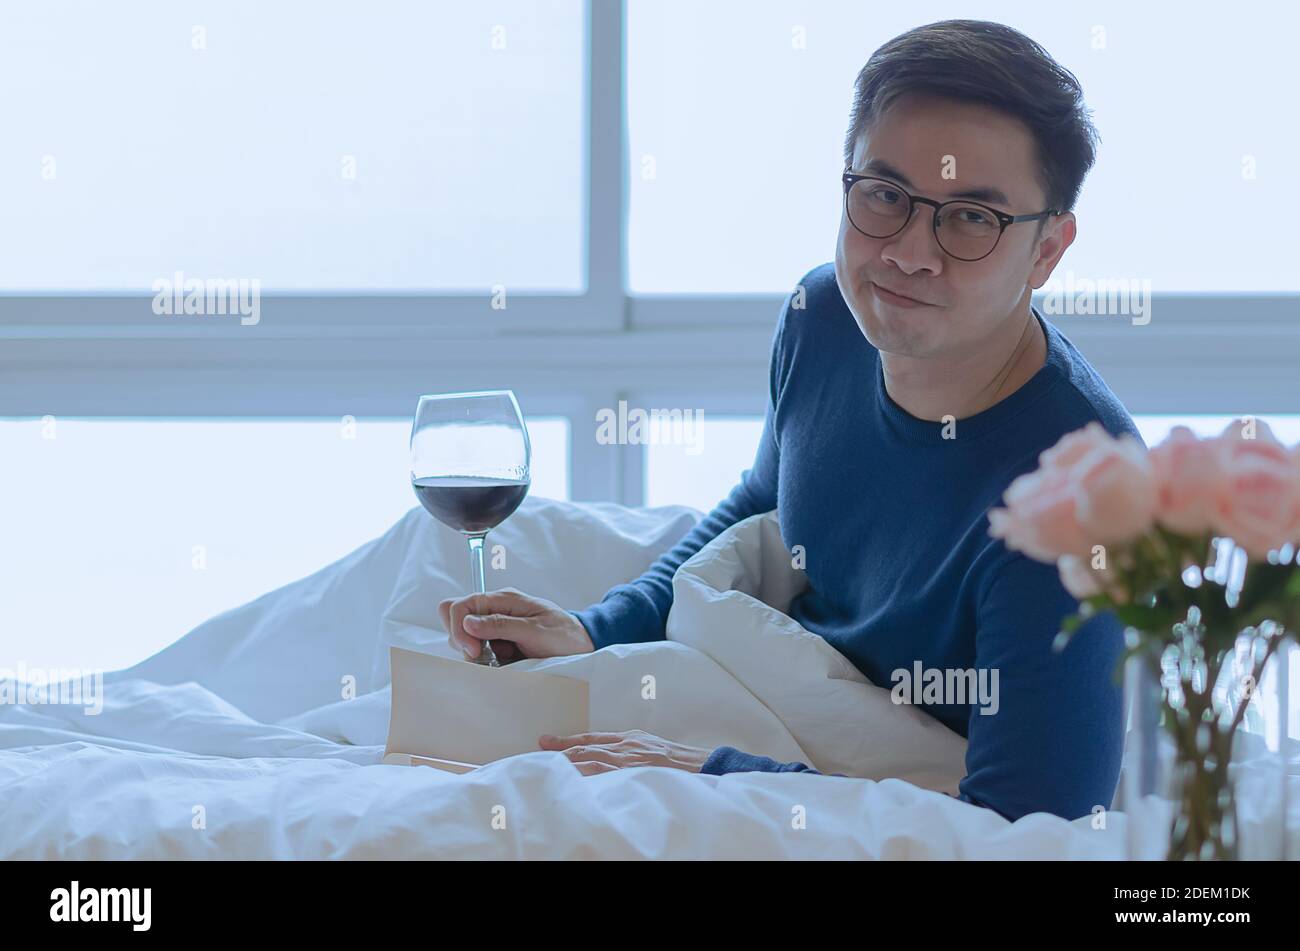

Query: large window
[[0, 0, 585, 293], [1, 417, 568, 671], [627, 0, 1300, 294], [5, 2, 1299, 693]]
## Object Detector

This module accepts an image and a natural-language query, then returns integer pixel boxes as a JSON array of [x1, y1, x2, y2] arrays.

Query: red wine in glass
[[410, 391, 532, 667], [412, 476, 529, 535]]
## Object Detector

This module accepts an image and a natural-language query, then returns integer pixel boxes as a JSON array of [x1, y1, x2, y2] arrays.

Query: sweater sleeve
[[957, 552, 1125, 822], [699, 746, 828, 775], [570, 301, 790, 650]]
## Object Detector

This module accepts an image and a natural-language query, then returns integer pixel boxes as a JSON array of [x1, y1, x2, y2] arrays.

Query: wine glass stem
[[466, 533, 499, 667]]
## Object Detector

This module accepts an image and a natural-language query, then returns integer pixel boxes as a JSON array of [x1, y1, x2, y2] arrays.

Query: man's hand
[[437, 587, 593, 663], [538, 730, 714, 775]]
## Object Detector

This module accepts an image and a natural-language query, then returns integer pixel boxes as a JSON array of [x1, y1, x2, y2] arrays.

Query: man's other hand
[[538, 730, 713, 775]]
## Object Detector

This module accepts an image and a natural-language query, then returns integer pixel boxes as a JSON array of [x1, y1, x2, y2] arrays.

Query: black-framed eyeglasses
[[841, 171, 1058, 262]]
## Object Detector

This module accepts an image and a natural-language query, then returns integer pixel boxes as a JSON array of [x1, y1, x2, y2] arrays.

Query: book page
[[385, 646, 589, 766], [381, 752, 478, 774]]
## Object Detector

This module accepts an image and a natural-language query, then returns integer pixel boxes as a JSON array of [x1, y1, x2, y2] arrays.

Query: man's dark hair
[[843, 19, 1098, 213]]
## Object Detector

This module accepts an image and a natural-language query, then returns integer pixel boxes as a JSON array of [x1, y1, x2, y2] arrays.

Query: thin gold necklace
[[977, 313, 1037, 412]]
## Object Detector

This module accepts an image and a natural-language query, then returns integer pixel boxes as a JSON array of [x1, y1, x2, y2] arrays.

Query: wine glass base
[[473, 642, 502, 668]]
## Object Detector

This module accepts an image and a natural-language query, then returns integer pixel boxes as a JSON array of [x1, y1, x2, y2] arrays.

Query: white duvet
[[1, 498, 1294, 859]]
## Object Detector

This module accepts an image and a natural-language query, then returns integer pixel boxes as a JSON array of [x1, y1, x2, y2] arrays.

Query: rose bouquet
[[989, 419, 1300, 860]]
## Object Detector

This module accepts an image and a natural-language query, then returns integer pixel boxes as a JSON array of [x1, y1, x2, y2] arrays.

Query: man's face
[[835, 92, 1074, 359]]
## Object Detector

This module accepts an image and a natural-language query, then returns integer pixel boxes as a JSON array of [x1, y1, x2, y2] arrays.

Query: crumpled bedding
[[1, 497, 1293, 858]]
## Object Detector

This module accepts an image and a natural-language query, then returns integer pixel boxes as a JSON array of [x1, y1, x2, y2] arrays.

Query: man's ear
[[1027, 212, 1077, 290]]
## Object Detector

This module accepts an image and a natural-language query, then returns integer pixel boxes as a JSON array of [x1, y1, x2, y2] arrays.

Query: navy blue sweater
[[572, 263, 1136, 822]]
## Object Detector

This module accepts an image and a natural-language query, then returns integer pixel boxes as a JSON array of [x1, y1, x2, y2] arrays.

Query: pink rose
[[1208, 419, 1300, 559], [989, 422, 1157, 563], [1057, 553, 1101, 598], [1073, 432, 1157, 543], [1147, 426, 1223, 535]]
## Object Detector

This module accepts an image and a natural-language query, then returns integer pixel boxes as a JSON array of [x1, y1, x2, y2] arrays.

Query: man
[[438, 19, 1137, 822]]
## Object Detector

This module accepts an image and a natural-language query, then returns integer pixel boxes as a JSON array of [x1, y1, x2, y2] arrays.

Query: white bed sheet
[[1, 497, 1294, 859]]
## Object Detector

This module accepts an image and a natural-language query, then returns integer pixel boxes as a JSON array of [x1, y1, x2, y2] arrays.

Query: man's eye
[[958, 209, 995, 226]]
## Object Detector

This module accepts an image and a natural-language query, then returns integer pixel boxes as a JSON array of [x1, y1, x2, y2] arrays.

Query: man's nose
[[879, 204, 944, 276]]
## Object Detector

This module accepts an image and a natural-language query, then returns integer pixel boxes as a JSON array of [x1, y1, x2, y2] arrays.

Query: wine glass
[[410, 390, 531, 667]]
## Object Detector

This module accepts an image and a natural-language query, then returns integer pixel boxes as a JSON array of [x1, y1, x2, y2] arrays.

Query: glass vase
[[1121, 638, 1295, 861]]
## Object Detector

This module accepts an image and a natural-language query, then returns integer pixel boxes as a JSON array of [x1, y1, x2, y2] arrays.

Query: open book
[[382, 645, 589, 774]]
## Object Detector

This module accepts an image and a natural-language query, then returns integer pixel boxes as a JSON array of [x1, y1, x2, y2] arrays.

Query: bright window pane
[[628, 1, 1299, 293], [0, 0, 584, 292], [644, 414, 1300, 510], [1, 417, 568, 672], [645, 417, 764, 511], [1133, 414, 1300, 447]]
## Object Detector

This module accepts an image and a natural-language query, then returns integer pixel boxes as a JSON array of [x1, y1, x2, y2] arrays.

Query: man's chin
[[850, 303, 939, 358]]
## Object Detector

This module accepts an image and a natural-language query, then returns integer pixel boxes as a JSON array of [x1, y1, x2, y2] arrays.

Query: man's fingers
[[464, 589, 534, 618], [539, 732, 627, 749], [444, 590, 536, 652], [573, 760, 619, 776], [462, 612, 539, 647], [552, 744, 625, 769], [442, 599, 479, 657]]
